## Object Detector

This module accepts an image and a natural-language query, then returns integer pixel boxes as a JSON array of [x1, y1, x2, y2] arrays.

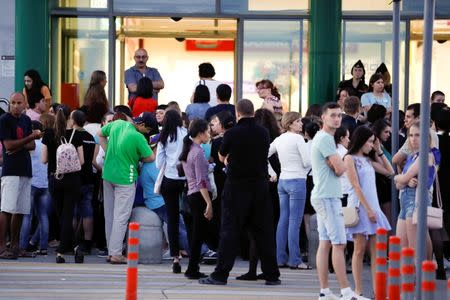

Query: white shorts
[[311, 197, 347, 245], [1, 176, 32, 214]]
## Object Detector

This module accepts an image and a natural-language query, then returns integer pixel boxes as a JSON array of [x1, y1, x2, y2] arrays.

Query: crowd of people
[[0, 49, 449, 300]]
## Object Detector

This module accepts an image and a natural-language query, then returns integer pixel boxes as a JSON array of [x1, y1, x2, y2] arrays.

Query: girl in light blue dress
[[344, 126, 394, 298]]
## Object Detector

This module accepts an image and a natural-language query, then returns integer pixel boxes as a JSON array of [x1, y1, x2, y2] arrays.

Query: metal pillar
[[391, 0, 401, 232], [415, 0, 435, 298]]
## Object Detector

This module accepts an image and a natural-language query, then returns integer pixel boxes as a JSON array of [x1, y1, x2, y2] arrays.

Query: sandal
[[19, 250, 37, 258], [0, 248, 18, 260], [290, 263, 312, 270]]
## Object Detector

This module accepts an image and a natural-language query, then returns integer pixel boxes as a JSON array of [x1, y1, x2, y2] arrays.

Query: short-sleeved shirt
[[128, 96, 158, 117], [310, 130, 342, 199], [42, 128, 83, 175], [194, 79, 222, 107], [124, 66, 163, 100], [77, 129, 96, 185], [337, 79, 368, 100], [220, 117, 269, 180], [186, 103, 210, 120], [0, 113, 33, 177], [204, 104, 236, 122], [101, 120, 153, 185], [140, 161, 165, 210], [361, 92, 392, 109]]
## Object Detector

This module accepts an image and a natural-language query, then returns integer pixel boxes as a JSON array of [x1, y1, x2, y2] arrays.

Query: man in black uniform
[[199, 99, 280, 286], [337, 59, 368, 99]]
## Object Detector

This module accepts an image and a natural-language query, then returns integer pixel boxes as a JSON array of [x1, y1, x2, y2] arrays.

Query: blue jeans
[[20, 186, 51, 250], [276, 178, 306, 266], [152, 204, 209, 255]]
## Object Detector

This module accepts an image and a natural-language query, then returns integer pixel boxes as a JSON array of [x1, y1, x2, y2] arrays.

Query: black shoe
[[185, 271, 207, 279], [256, 273, 266, 280], [236, 272, 257, 281], [56, 255, 65, 264], [172, 261, 181, 274], [265, 279, 281, 286], [436, 268, 447, 280], [26, 243, 38, 252], [198, 276, 227, 285], [74, 246, 84, 264]]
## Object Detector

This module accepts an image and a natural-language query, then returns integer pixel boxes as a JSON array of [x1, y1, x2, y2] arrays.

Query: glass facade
[[48, 0, 450, 111], [242, 20, 306, 113], [51, 17, 109, 105], [114, 0, 215, 14], [222, 0, 308, 15], [342, 21, 406, 108]]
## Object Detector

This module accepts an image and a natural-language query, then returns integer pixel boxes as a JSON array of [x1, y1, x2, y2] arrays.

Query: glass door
[[51, 17, 109, 107], [242, 20, 307, 113], [115, 17, 237, 110]]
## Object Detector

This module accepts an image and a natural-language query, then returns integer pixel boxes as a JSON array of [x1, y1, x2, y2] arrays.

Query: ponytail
[[54, 104, 71, 144], [179, 135, 193, 162], [178, 119, 209, 163], [271, 86, 281, 100]]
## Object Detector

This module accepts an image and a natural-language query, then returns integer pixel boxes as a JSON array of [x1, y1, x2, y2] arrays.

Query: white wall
[[0, 0, 15, 98]]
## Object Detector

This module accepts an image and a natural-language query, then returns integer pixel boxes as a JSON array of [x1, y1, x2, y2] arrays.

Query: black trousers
[[186, 192, 210, 273], [160, 176, 185, 257], [50, 173, 81, 254], [211, 178, 280, 282]]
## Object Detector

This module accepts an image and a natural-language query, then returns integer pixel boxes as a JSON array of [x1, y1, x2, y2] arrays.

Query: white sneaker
[[340, 291, 359, 300], [318, 293, 340, 300], [162, 249, 172, 260], [356, 295, 371, 300]]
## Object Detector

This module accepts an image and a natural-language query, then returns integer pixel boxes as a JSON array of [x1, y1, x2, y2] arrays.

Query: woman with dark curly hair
[[23, 69, 52, 110]]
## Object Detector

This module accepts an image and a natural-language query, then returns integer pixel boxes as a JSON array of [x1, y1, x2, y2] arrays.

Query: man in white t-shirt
[[191, 63, 222, 107]]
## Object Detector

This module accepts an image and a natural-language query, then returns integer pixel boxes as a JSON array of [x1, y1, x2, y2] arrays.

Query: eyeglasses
[[135, 55, 148, 59]]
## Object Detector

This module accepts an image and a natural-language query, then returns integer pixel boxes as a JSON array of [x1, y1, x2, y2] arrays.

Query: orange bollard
[[388, 236, 401, 300], [375, 228, 388, 300], [401, 248, 415, 300], [126, 222, 140, 300], [421, 261, 436, 300], [447, 279, 450, 300]]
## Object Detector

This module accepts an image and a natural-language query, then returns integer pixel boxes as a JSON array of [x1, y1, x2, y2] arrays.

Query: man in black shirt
[[204, 84, 236, 122], [199, 99, 280, 286], [0, 92, 42, 259], [337, 60, 368, 100]]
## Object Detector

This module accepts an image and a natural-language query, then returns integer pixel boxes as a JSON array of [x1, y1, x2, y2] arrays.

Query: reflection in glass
[[342, 21, 406, 109], [115, 17, 237, 108], [243, 20, 304, 112], [54, 0, 107, 8], [51, 17, 109, 106], [114, 0, 215, 13], [222, 0, 307, 14], [409, 20, 450, 104]]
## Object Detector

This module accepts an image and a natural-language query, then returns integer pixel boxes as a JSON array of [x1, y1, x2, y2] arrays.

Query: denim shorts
[[398, 187, 431, 220], [75, 184, 94, 218], [311, 197, 347, 245]]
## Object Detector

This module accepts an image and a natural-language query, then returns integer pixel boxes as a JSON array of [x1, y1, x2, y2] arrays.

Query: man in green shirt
[[98, 112, 156, 264]]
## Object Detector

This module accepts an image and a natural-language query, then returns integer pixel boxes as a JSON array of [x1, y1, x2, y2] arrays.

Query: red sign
[[185, 40, 234, 52]]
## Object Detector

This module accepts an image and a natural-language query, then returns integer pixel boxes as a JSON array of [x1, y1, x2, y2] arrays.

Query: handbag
[[154, 162, 166, 195], [343, 157, 360, 228], [412, 183, 443, 230], [412, 164, 443, 230], [343, 206, 360, 228]]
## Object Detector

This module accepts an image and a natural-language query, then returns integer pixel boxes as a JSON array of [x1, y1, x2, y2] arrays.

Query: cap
[[133, 112, 158, 129], [376, 63, 388, 74], [149, 133, 160, 148], [353, 60, 364, 69]]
